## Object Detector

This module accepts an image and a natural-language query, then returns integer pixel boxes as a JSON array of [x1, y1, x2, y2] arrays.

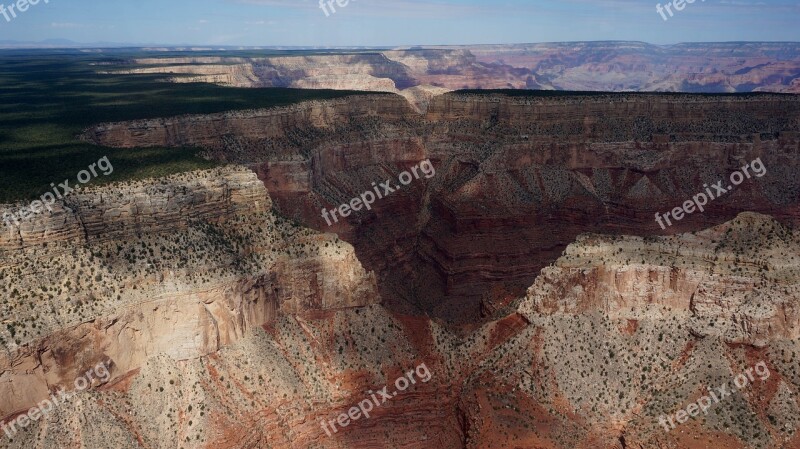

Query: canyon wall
[[80, 95, 417, 150], [82, 93, 800, 325], [0, 167, 267, 250], [4, 206, 800, 449], [7, 88, 800, 446], [102, 43, 800, 108], [0, 166, 379, 422]]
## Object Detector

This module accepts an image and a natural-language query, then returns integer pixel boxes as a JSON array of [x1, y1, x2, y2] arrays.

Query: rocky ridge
[[0, 166, 378, 424], [2, 184, 800, 449], [1, 92, 800, 448], [102, 42, 800, 112], [82, 93, 800, 325]]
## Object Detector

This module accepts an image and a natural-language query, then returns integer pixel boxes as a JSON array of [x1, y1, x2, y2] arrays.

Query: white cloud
[[245, 20, 277, 25], [50, 22, 85, 28]]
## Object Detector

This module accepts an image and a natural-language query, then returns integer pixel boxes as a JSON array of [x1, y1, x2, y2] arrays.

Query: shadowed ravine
[[2, 92, 800, 449], [84, 92, 800, 326]]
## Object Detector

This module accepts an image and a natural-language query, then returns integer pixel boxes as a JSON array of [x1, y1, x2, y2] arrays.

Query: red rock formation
[[0, 167, 379, 423], [104, 42, 800, 102], [2, 161, 800, 448], [83, 93, 800, 326]]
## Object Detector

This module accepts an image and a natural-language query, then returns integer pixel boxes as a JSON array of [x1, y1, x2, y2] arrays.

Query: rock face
[[103, 42, 800, 108], [0, 166, 378, 422], [0, 167, 267, 250], [522, 212, 800, 345], [80, 95, 417, 150], [4, 198, 800, 449], [4, 92, 800, 449], [468, 42, 800, 93], [83, 93, 800, 326]]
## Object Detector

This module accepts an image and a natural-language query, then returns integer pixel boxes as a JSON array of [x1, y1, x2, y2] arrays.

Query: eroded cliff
[[100, 43, 800, 109], [4, 200, 800, 449], [0, 166, 378, 425], [81, 93, 800, 326], [2, 92, 799, 449]]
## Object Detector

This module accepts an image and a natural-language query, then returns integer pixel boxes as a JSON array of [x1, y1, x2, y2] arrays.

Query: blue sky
[[0, 0, 798, 46]]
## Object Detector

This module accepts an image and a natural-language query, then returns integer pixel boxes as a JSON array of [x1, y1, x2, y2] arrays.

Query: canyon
[[1, 91, 800, 449], [82, 92, 800, 325], [104, 42, 800, 113]]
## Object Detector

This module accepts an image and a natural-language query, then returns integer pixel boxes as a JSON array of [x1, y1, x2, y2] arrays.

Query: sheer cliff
[[82, 93, 800, 325], [102, 43, 800, 111], [1, 92, 799, 449]]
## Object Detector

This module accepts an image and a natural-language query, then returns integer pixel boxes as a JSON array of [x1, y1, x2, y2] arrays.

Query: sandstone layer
[[3, 186, 800, 449], [82, 93, 800, 326], [102, 42, 800, 112], [2, 91, 799, 449], [0, 166, 378, 423]]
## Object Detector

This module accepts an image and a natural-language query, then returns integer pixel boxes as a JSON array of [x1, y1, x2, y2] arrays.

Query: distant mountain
[[99, 41, 800, 106], [0, 39, 390, 50], [0, 38, 137, 48]]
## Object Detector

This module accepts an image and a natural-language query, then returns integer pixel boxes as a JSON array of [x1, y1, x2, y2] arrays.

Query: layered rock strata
[[4, 207, 800, 449], [102, 42, 800, 106], [82, 93, 800, 326], [0, 166, 378, 422]]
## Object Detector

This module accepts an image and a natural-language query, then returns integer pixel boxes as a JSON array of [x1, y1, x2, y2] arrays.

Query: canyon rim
[[1, 2, 800, 449]]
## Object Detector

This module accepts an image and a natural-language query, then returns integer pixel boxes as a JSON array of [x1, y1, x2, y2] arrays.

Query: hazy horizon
[[4, 39, 800, 50], [0, 0, 797, 47]]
